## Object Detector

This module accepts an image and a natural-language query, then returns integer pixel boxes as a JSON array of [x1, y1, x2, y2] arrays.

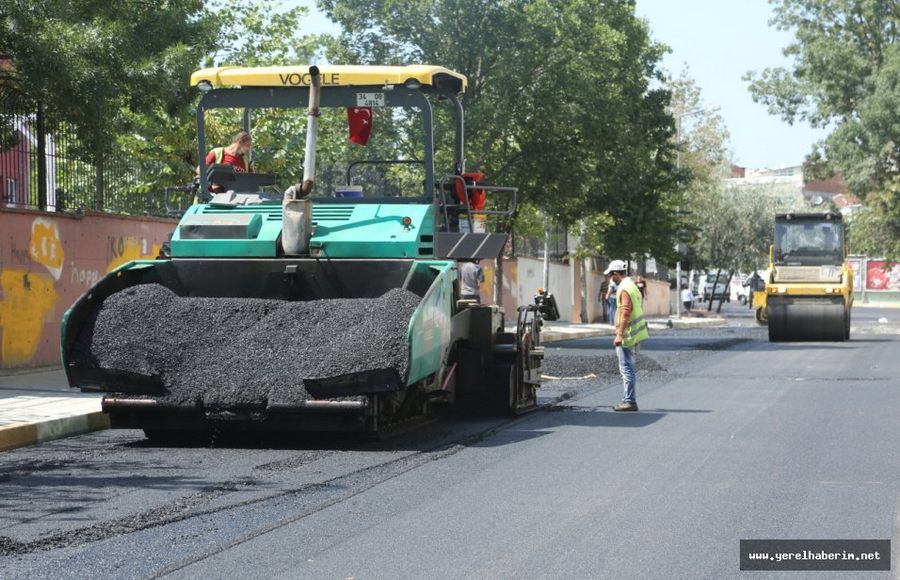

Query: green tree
[[125, 1, 326, 195], [0, 0, 217, 157], [666, 71, 731, 270], [745, 0, 900, 258], [1, 0, 334, 209], [666, 72, 792, 311], [318, 0, 680, 244], [848, 206, 896, 257], [319, 0, 682, 308], [690, 184, 797, 312]]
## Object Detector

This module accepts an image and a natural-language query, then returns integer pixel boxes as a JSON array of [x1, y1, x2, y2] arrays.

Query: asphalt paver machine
[[61, 65, 544, 438], [760, 212, 853, 341]]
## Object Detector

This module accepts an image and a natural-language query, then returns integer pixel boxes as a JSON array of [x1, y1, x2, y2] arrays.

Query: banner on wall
[[865, 261, 900, 291]]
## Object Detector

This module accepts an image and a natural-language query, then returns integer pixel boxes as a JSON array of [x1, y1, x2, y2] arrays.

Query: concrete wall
[[481, 256, 671, 322], [479, 258, 519, 320], [0, 209, 176, 370], [516, 257, 574, 321], [860, 291, 900, 305], [642, 279, 670, 317]]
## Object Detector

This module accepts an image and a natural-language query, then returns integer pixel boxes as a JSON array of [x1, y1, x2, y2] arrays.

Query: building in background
[[727, 164, 860, 216], [726, 164, 805, 207]]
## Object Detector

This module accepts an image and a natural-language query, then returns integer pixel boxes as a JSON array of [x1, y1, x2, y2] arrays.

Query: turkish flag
[[347, 107, 372, 145]]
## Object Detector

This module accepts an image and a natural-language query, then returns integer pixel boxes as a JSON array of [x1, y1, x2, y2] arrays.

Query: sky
[[297, 0, 824, 169], [633, 0, 825, 169]]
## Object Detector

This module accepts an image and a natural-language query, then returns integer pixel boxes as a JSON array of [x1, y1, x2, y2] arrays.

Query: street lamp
[[675, 104, 720, 319]]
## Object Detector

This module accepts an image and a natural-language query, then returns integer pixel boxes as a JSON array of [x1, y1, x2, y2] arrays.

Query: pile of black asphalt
[[72, 284, 422, 409]]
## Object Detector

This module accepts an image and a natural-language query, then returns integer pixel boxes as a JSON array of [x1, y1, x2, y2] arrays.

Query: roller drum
[[767, 296, 846, 342]]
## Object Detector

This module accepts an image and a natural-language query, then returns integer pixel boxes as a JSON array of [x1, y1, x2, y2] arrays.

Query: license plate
[[356, 93, 385, 107]]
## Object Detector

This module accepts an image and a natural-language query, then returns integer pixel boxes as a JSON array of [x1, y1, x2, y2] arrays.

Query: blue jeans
[[607, 299, 616, 326], [616, 345, 636, 402]]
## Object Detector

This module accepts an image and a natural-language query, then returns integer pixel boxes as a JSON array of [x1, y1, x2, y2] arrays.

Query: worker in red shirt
[[196, 131, 254, 192]]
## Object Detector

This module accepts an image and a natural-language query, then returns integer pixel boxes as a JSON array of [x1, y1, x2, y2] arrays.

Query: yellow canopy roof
[[190, 65, 467, 93]]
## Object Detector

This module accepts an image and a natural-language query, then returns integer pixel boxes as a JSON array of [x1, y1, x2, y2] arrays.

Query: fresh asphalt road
[[1, 311, 898, 579]]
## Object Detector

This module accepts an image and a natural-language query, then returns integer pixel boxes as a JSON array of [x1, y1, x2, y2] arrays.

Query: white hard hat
[[604, 259, 628, 275]]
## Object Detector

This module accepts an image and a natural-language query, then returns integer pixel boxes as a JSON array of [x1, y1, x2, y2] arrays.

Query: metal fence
[[513, 220, 569, 261], [0, 92, 172, 216]]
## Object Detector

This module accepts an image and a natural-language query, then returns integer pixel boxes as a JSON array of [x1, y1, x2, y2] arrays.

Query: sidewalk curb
[[668, 317, 727, 329], [0, 365, 63, 378], [542, 328, 614, 343], [0, 410, 110, 452]]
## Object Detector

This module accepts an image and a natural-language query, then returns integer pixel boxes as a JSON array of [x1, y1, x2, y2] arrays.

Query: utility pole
[[542, 218, 551, 291]]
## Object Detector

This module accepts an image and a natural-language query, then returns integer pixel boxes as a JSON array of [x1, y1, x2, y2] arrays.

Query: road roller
[[763, 212, 853, 342], [60, 65, 545, 439]]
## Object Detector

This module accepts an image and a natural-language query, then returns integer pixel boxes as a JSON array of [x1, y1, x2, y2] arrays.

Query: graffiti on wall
[[28, 218, 65, 280], [0, 270, 59, 365], [70, 263, 101, 288], [29, 218, 65, 280], [0, 219, 66, 364], [0, 215, 169, 368], [10, 243, 30, 265], [106, 236, 160, 272]]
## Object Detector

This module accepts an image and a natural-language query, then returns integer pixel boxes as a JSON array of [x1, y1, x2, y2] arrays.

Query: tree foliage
[[667, 72, 732, 268], [745, 0, 900, 258], [0, 0, 333, 198], [172, 1, 326, 189], [667, 72, 805, 281], [318, 0, 682, 260], [692, 186, 786, 274], [0, 0, 217, 158], [848, 205, 897, 257]]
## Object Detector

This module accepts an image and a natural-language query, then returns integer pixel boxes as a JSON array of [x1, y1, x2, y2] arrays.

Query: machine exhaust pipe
[[299, 65, 321, 198], [283, 66, 320, 254], [283, 65, 322, 201]]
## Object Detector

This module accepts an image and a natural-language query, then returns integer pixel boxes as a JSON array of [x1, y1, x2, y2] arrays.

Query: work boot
[[613, 401, 638, 412]]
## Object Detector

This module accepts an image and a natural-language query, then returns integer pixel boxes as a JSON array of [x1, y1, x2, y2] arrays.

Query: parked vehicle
[[700, 270, 731, 303]]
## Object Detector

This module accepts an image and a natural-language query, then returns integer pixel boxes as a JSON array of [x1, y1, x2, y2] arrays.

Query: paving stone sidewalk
[[0, 369, 108, 451]]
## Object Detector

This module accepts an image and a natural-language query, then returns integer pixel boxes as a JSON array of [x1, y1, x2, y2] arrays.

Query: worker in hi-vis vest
[[604, 259, 650, 412], [195, 130, 254, 192]]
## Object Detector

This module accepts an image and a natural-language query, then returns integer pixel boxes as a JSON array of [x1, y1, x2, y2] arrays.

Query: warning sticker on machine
[[357, 93, 385, 107]]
